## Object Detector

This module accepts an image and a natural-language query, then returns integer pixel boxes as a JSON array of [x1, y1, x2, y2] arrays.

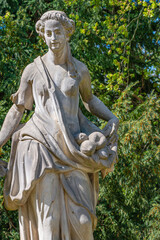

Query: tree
[[0, 0, 160, 239]]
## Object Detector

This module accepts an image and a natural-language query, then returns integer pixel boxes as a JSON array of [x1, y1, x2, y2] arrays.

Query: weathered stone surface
[[0, 10, 119, 239]]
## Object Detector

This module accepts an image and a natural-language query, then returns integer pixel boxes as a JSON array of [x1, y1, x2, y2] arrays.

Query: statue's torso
[[39, 57, 81, 136]]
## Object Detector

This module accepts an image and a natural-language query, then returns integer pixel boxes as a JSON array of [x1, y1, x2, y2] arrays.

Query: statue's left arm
[[79, 64, 119, 137]]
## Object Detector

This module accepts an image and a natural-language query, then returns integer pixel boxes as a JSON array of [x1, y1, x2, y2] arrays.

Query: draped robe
[[4, 57, 116, 240]]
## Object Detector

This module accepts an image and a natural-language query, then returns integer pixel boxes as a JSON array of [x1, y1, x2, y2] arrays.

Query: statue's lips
[[51, 42, 59, 45], [51, 42, 60, 49]]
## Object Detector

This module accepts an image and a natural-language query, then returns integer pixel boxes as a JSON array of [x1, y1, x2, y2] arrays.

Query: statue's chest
[[50, 67, 80, 97]]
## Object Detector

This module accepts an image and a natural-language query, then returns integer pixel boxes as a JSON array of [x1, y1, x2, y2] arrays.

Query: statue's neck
[[47, 45, 68, 65]]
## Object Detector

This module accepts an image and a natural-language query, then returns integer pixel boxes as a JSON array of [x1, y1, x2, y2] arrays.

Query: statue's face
[[44, 20, 67, 52]]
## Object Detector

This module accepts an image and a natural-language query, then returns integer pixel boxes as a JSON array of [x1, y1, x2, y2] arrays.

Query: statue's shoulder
[[22, 56, 42, 79], [23, 62, 35, 73], [73, 57, 89, 76], [21, 59, 38, 82]]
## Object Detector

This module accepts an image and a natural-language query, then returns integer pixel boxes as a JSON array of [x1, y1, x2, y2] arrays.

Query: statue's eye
[[55, 30, 61, 35], [46, 31, 52, 37]]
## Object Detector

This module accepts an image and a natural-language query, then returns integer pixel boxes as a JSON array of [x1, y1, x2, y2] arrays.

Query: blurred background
[[0, 0, 159, 239]]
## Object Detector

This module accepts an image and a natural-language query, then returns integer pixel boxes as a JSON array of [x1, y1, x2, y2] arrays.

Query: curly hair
[[35, 10, 75, 40]]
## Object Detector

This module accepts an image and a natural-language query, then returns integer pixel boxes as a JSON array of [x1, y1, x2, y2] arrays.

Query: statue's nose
[[51, 32, 56, 41]]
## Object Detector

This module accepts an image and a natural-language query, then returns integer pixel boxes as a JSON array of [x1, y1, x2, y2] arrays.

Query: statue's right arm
[[0, 63, 34, 148], [0, 104, 25, 148]]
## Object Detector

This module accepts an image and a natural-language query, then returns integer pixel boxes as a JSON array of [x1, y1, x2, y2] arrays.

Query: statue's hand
[[103, 117, 119, 144]]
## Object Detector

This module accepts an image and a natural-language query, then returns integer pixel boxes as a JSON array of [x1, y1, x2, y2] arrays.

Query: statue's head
[[36, 11, 78, 78], [35, 11, 75, 42]]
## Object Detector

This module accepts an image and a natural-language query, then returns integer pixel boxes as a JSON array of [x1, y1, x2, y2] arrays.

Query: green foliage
[[95, 87, 160, 240], [0, 0, 159, 239], [0, 178, 19, 240]]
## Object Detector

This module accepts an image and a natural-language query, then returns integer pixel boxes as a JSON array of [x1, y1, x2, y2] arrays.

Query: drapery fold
[[4, 56, 116, 239]]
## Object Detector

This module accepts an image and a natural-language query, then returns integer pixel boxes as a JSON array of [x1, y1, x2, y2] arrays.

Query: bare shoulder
[[73, 58, 90, 78], [73, 58, 92, 101]]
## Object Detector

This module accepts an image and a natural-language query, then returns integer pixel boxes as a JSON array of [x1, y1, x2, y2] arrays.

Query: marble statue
[[0, 10, 119, 240]]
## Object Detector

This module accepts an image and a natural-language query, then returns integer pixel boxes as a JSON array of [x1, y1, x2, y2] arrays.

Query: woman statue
[[0, 10, 119, 240]]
